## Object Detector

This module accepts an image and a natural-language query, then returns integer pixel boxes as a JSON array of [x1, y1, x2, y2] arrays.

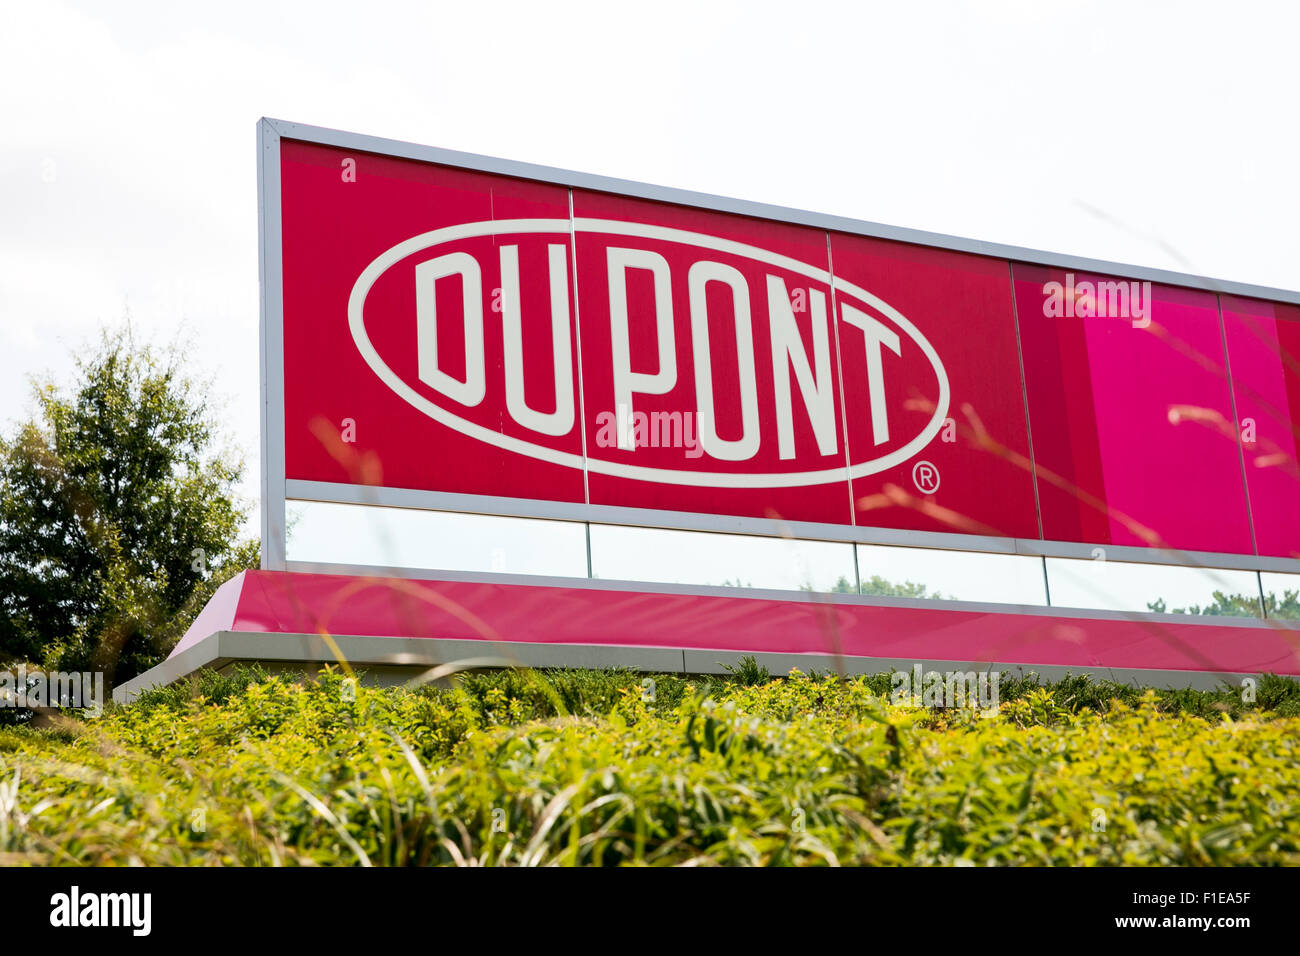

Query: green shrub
[[0, 667, 1297, 865]]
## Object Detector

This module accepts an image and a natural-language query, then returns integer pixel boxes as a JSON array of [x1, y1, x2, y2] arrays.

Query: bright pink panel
[[1014, 265, 1253, 554], [280, 139, 585, 503], [1222, 296, 1300, 558], [572, 190, 852, 525], [830, 235, 1039, 539], [202, 570, 1300, 675], [169, 571, 246, 658], [275, 134, 1276, 560]]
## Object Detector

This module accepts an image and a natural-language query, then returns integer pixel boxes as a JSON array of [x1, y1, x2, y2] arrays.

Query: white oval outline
[[347, 218, 950, 488]]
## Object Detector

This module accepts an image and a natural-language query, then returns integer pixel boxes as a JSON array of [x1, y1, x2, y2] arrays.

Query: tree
[[1148, 588, 1300, 620], [1265, 589, 1300, 620], [827, 574, 946, 599], [0, 326, 256, 685]]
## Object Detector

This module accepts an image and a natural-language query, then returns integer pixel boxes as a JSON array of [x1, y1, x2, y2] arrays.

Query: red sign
[[272, 134, 1300, 559]]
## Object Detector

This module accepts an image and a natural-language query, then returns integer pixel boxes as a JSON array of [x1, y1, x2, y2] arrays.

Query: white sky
[[4, 0, 1298, 611]]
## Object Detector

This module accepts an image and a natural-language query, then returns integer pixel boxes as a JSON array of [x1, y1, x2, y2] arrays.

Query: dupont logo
[[349, 218, 949, 488]]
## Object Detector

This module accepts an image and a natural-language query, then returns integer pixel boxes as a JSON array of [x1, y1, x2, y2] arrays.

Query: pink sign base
[[168, 570, 1300, 678]]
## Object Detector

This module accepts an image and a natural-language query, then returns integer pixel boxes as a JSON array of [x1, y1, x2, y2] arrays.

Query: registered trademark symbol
[[912, 460, 940, 494]]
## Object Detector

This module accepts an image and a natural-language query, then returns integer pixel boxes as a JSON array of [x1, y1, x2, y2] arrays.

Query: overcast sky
[[3, 0, 1297, 603]]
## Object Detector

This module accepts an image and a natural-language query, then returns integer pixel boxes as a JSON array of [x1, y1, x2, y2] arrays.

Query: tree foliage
[[0, 326, 255, 683], [1148, 588, 1300, 620], [828, 574, 944, 599]]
